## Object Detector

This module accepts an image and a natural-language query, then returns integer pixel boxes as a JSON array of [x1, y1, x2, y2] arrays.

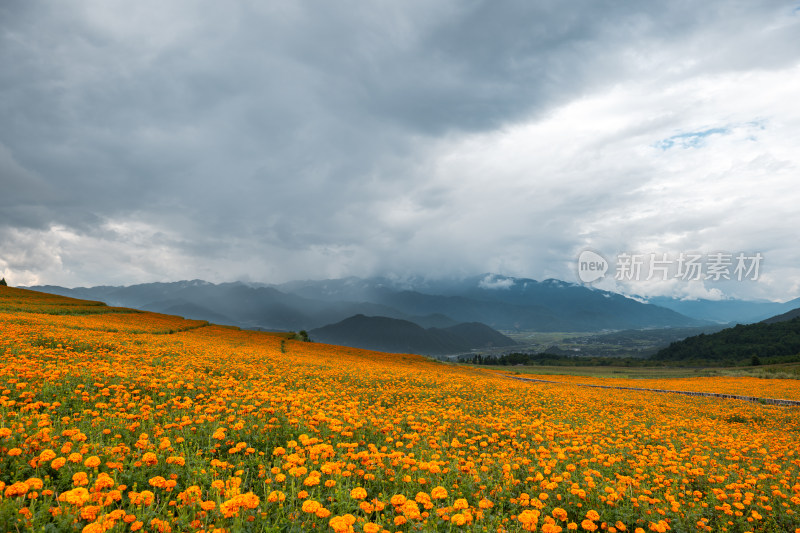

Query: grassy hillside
[[653, 317, 800, 365], [1, 286, 799, 532]]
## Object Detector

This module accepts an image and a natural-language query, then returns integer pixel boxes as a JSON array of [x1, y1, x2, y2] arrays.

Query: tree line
[[460, 352, 653, 367]]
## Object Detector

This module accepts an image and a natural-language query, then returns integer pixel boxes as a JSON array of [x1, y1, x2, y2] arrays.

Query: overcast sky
[[2, 1, 799, 301]]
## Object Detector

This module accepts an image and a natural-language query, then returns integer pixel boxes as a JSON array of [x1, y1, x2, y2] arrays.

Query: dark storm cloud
[[1, 0, 799, 295]]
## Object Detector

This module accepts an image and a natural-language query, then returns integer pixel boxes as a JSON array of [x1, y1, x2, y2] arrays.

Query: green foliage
[[0, 277, 7, 286], [288, 330, 312, 342], [653, 317, 800, 365], [461, 351, 652, 367]]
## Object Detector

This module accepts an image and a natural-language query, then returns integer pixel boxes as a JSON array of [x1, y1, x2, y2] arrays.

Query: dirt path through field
[[508, 375, 800, 407]]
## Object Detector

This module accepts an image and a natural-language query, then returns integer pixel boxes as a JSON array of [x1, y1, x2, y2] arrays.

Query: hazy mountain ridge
[[278, 274, 707, 330], [29, 275, 707, 333], [646, 295, 800, 324]]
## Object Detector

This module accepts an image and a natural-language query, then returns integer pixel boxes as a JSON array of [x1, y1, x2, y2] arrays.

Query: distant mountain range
[[646, 295, 800, 324], [309, 314, 517, 355], [27, 274, 800, 357], [29, 274, 708, 333]]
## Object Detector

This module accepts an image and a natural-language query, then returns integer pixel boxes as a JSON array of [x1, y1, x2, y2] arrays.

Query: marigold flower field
[[1, 286, 798, 532]]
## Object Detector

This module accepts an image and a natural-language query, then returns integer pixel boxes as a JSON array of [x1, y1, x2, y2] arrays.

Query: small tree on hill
[[0, 277, 7, 286], [293, 330, 312, 342]]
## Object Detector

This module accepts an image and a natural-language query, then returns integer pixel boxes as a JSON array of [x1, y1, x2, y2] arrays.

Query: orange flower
[[350, 487, 367, 500], [553, 508, 568, 521], [197, 499, 214, 511], [431, 486, 448, 500], [453, 498, 468, 510], [451, 513, 467, 526], [141, 452, 158, 466], [302, 499, 321, 514], [83, 456, 101, 468], [581, 519, 598, 531], [267, 490, 286, 503]]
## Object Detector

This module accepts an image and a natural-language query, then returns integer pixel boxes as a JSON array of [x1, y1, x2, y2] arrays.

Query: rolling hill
[[308, 314, 517, 355], [761, 306, 800, 324], [653, 312, 800, 365]]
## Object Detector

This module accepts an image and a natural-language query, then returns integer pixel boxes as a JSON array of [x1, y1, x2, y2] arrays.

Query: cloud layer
[[1, 0, 799, 300]]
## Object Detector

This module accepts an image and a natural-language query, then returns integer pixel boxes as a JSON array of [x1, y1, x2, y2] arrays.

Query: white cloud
[[478, 274, 515, 290]]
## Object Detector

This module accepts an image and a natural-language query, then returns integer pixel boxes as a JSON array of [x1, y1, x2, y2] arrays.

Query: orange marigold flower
[[80, 505, 101, 521], [130, 490, 155, 506], [350, 487, 367, 500], [329, 515, 355, 533], [553, 508, 568, 521], [4, 482, 29, 498], [93, 473, 115, 490], [585, 510, 600, 522], [25, 478, 43, 490], [453, 498, 468, 510], [84, 456, 101, 468], [59, 487, 90, 506], [431, 486, 448, 500], [166, 456, 185, 466], [519, 509, 541, 526], [581, 519, 598, 531], [149, 518, 172, 533], [141, 452, 158, 466], [390, 494, 407, 506], [302, 499, 321, 514], [451, 513, 467, 526], [39, 449, 56, 462], [267, 490, 286, 503], [201, 500, 216, 511]]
